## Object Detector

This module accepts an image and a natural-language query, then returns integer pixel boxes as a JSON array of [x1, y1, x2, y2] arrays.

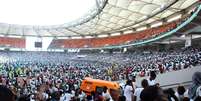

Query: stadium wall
[[136, 66, 201, 89]]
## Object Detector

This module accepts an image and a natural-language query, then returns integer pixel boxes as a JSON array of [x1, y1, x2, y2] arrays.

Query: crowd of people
[[122, 71, 201, 101], [0, 47, 200, 101]]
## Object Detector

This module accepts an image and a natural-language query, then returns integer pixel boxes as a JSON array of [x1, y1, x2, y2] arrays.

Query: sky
[[0, 0, 95, 26]]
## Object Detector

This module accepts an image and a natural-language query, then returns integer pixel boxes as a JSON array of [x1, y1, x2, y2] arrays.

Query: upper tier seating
[[49, 20, 179, 48], [0, 37, 25, 48]]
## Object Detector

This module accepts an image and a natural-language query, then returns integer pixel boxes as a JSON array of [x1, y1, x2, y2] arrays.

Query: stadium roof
[[0, 0, 198, 37]]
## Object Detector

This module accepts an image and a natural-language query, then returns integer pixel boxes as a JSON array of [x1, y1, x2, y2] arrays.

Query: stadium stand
[[49, 20, 178, 48], [0, 0, 200, 101], [0, 46, 200, 100], [0, 37, 25, 48]]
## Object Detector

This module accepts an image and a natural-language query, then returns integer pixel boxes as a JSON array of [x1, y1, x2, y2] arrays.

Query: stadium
[[0, 0, 200, 101]]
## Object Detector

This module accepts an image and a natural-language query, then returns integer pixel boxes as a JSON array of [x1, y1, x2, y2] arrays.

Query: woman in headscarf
[[188, 72, 201, 100]]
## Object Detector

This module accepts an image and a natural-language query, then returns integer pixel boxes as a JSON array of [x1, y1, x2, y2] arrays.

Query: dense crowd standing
[[0, 47, 200, 101]]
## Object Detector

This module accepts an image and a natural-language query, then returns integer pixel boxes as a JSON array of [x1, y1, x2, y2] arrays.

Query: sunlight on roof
[[0, 0, 95, 26]]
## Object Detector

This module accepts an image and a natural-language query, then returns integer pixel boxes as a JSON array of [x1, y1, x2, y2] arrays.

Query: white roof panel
[[0, 0, 198, 37]]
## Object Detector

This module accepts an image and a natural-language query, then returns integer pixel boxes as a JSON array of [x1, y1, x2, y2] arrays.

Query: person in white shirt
[[60, 90, 73, 101], [42, 92, 49, 101], [132, 76, 136, 90], [147, 71, 157, 86], [102, 86, 113, 101], [30, 95, 35, 101], [78, 90, 86, 101], [134, 79, 148, 101], [175, 86, 189, 101], [124, 80, 134, 101]]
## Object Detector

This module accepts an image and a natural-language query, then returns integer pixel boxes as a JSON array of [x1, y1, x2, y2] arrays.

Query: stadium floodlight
[[136, 26, 147, 31], [84, 36, 93, 39], [98, 34, 108, 38], [123, 30, 133, 34], [167, 14, 182, 22], [111, 32, 121, 36], [151, 22, 163, 28], [0, 0, 95, 26], [71, 36, 82, 39]]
